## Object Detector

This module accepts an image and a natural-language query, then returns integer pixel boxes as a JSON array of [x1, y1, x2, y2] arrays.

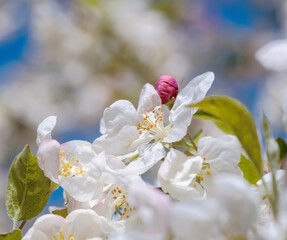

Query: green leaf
[[275, 137, 287, 165], [262, 115, 280, 171], [6, 145, 59, 228], [192, 129, 204, 144], [0, 229, 21, 240], [52, 208, 68, 218], [191, 95, 264, 176], [194, 110, 233, 134], [238, 155, 261, 184]]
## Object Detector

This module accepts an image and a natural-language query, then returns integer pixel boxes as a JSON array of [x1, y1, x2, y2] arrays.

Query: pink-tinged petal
[[156, 75, 178, 104], [36, 116, 57, 145], [100, 100, 137, 135], [37, 139, 60, 183], [137, 83, 161, 118], [164, 72, 214, 143]]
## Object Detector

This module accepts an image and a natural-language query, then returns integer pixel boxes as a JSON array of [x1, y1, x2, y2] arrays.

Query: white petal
[[36, 116, 57, 145], [127, 181, 170, 236], [64, 196, 91, 213], [23, 229, 49, 240], [256, 169, 286, 196], [256, 39, 287, 71], [198, 135, 242, 175], [158, 149, 203, 200], [163, 107, 195, 143], [60, 176, 104, 202], [164, 72, 214, 143], [211, 174, 259, 238], [60, 140, 96, 164], [100, 100, 137, 135], [169, 199, 222, 240], [93, 125, 140, 155], [23, 214, 64, 240], [137, 83, 161, 118], [126, 142, 166, 174], [37, 139, 60, 183], [65, 209, 102, 239]]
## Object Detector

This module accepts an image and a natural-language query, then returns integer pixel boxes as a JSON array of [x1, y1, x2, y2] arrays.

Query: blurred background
[[0, 0, 285, 233]]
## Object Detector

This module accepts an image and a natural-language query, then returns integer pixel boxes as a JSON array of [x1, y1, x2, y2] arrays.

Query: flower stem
[[12, 221, 17, 230], [19, 220, 27, 230], [187, 133, 198, 151]]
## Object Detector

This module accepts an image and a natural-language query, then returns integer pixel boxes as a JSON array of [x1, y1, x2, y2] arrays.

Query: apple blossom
[[36, 116, 108, 202], [23, 209, 104, 240], [255, 170, 286, 217], [169, 199, 223, 240], [93, 72, 214, 174], [158, 135, 241, 200], [210, 174, 259, 239]]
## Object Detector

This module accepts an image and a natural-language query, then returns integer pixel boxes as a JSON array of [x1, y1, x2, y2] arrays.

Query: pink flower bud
[[156, 75, 178, 104]]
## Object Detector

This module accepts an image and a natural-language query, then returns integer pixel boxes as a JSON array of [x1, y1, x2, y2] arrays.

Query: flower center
[[194, 158, 211, 187], [111, 186, 133, 220], [59, 151, 86, 177], [50, 229, 75, 240], [137, 107, 168, 140]]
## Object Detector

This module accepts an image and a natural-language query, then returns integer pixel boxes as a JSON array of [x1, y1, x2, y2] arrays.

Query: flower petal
[[65, 209, 103, 239], [137, 83, 161, 118], [93, 125, 141, 155], [164, 72, 214, 143], [100, 100, 137, 135], [60, 140, 96, 164], [36, 116, 57, 145], [37, 139, 61, 183], [125, 142, 166, 174], [256, 39, 287, 71], [60, 175, 104, 202], [23, 214, 64, 240], [158, 149, 203, 200], [169, 199, 222, 240], [198, 135, 241, 175], [211, 174, 259, 238]]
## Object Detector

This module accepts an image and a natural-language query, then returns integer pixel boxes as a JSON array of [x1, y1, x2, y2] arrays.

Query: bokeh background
[[0, 0, 286, 233]]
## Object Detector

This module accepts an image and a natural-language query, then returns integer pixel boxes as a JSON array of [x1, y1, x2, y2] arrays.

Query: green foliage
[[6, 145, 59, 228], [52, 208, 68, 218], [275, 137, 287, 165], [192, 95, 264, 180], [262, 115, 280, 171], [0, 229, 21, 240], [238, 155, 261, 185], [262, 115, 280, 218], [192, 129, 204, 144]]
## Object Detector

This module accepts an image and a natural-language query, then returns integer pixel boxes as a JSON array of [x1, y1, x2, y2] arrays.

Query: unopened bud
[[156, 75, 178, 104]]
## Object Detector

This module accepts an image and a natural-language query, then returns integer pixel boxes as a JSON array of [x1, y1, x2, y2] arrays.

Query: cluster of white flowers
[[19, 72, 287, 240]]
